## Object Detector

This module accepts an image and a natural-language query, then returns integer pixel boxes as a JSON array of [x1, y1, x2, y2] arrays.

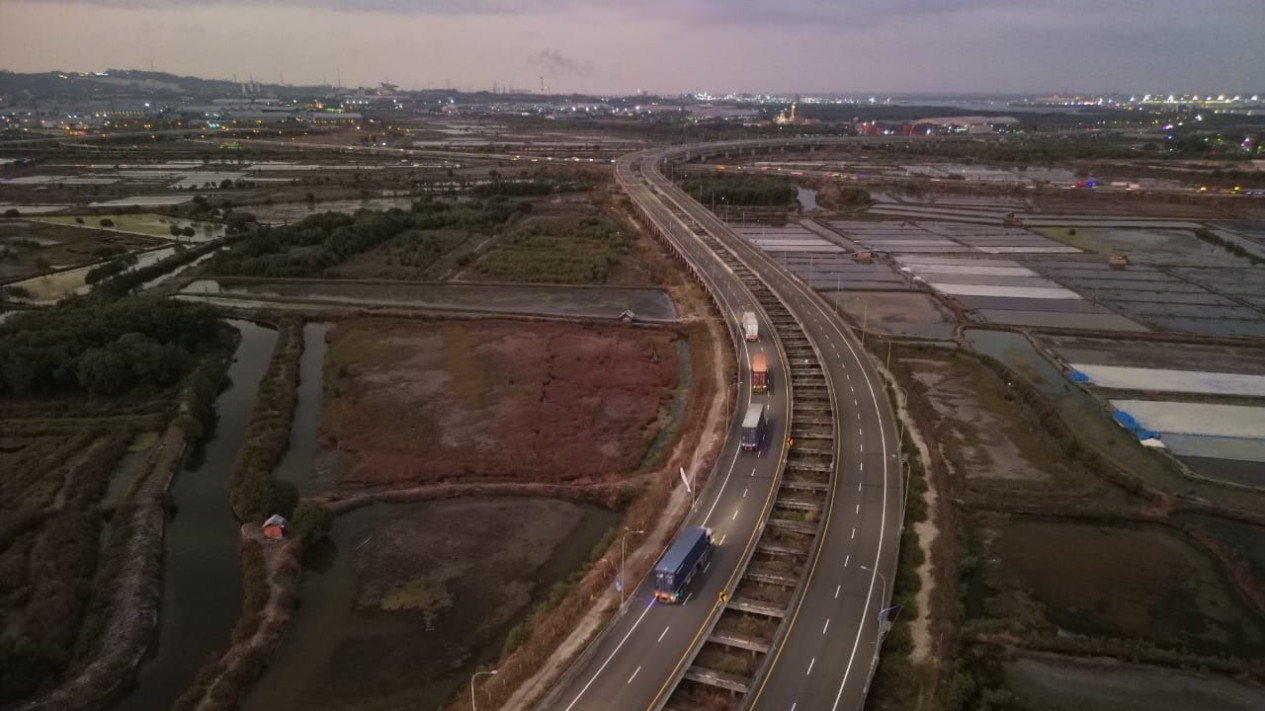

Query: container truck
[[741, 403, 767, 451], [653, 526, 712, 603], [741, 311, 759, 341], [751, 352, 770, 392]]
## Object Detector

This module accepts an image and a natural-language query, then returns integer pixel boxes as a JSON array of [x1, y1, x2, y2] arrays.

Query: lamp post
[[470, 669, 497, 711], [860, 564, 889, 601], [620, 529, 645, 607]]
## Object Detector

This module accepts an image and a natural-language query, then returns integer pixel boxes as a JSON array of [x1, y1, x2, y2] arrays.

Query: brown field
[[321, 318, 683, 488]]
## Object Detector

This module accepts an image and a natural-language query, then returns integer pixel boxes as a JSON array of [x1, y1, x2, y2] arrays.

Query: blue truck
[[653, 526, 713, 603], [741, 403, 767, 452]]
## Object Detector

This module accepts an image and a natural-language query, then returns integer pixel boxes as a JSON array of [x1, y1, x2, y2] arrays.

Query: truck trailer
[[751, 352, 769, 392], [653, 526, 712, 603], [741, 403, 767, 451], [741, 311, 759, 341]]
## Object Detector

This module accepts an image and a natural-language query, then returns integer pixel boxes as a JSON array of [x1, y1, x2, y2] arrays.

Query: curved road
[[537, 139, 903, 711]]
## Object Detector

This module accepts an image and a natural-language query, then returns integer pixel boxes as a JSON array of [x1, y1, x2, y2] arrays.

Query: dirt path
[[878, 361, 939, 664], [501, 310, 734, 711]]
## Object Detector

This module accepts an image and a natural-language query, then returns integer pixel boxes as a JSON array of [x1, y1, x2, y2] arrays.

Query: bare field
[[321, 318, 682, 488], [0, 219, 166, 282]]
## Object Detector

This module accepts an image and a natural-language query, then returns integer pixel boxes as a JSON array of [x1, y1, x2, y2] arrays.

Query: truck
[[751, 352, 770, 392], [741, 311, 759, 342], [653, 526, 712, 603], [741, 403, 767, 451]]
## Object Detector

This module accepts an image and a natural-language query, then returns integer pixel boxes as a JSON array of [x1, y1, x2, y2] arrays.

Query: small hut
[[262, 514, 288, 539]]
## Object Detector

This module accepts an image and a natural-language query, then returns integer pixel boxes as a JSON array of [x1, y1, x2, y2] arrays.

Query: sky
[[1, 0, 1262, 95]]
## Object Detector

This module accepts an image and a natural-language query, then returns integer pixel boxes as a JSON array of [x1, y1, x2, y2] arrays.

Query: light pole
[[860, 564, 889, 602], [470, 669, 497, 711], [620, 529, 645, 607]]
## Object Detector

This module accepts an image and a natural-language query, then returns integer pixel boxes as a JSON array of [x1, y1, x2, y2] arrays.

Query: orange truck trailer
[[751, 352, 769, 392]]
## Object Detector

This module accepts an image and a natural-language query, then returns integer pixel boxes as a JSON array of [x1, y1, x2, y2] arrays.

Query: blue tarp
[[1112, 410, 1159, 441], [1067, 370, 1091, 383]]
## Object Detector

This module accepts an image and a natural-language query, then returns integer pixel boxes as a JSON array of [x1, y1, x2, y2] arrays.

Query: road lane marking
[[845, 554, 850, 567], [732, 508, 740, 521], [658, 626, 670, 643], [750, 467, 756, 477], [855, 504, 860, 514], [562, 601, 655, 710], [627, 666, 641, 684], [823, 618, 831, 635], [807, 657, 816, 676], [743, 487, 749, 498], [835, 584, 841, 598], [718, 534, 726, 545], [851, 528, 856, 539], [860, 462, 864, 471], [684, 591, 693, 605]]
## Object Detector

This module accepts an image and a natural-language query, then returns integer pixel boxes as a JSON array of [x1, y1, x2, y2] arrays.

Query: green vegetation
[[0, 297, 225, 397], [470, 217, 633, 283], [0, 433, 132, 704], [204, 199, 523, 279], [227, 317, 302, 522], [679, 173, 796, 207]]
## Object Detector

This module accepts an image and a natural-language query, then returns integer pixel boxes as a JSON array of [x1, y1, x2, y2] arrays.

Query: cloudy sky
[[1, 1, 1261, 95]]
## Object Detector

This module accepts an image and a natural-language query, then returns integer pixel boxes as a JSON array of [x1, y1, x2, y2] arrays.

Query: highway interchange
[[536, 139, 903, 711]]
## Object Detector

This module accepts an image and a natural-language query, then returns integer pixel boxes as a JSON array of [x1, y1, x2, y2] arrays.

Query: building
[[262, 513, 288, 539]]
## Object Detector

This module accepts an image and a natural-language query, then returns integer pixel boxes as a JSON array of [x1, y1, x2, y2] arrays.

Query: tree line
[[0, 297, 226, 397], [204, 198, 524, 279], [680, 174, 797, 207]]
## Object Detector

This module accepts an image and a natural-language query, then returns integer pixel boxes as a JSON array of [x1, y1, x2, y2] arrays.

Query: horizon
[[1, 1, 1261, 96]]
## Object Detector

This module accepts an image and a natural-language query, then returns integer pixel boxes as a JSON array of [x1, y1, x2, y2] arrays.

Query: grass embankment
[[465, 216, 634, 284], [0, 310, 232, 707], [227, 315, 304, 522], [679, 173, 797, 207]]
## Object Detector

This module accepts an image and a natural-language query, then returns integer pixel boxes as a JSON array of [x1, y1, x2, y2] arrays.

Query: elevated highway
[[536, 139, 903, 711]]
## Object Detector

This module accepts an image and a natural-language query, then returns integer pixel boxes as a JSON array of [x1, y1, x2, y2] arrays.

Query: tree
[[99, 218, 114, 228], [76, 348, 131, 395], [290, 501, 334, 544]]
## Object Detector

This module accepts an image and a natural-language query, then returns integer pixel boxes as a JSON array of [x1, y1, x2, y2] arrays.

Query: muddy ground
[[320, 318, 684, 489], [906, 355, 1080, 483], [242, 498, 618, 711], [829, 291, 957, 339]]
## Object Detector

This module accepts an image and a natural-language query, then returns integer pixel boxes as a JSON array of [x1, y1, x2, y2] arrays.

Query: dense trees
[[680, 174, 796, 207], [205, 199, 523, 279], [0, 297, 225, 397]]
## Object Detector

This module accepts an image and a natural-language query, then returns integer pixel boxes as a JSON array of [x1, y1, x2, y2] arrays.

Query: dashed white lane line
[[860, 461, 864, 471], [718, 534, 726, 545], [743, 487, 748, 498], [857, 482, 862, 492], [732, 508, 740, 521], [807, 657, 816, 676], [851, 528, 856, 539], [658, 626, 670, 643], [563, 602, 655, 710], [835, 584, 841, 599], [855, 503, 860, 514], [822, 618, 831, 635], [684, 591, 694, 605], [628, 666, 641, 684], [845, 554, 850, 567]]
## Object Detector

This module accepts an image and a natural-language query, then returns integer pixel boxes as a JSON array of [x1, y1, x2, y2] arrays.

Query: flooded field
[[994, 519, 1265, 655], [242, 498, 620, 711]]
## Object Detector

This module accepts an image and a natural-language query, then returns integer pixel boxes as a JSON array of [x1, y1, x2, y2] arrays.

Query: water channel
[[120, 320, 278, 710]]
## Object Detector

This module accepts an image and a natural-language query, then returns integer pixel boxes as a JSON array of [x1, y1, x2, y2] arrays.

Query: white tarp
[[1074, 364, 1265, 397]]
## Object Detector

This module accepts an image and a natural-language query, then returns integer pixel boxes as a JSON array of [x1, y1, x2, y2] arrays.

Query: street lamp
[[620, 529, 645, 607], [860, 564, 889, 601], [470, 669, 497, 711]]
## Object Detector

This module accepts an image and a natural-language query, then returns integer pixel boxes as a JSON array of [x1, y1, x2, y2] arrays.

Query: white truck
[[741, 311, 759, 342]]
